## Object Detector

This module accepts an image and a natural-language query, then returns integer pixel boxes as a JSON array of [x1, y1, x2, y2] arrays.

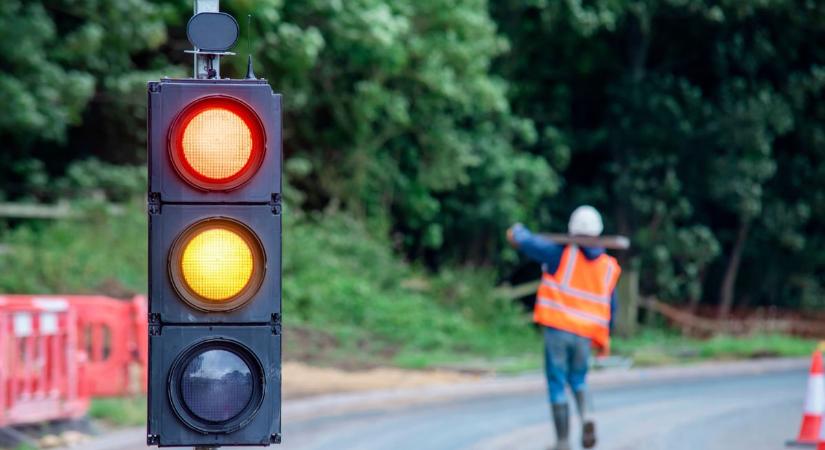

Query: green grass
[[612, 329, 817, 366], [88, 396, 146, 427], [697, 333, 816, 358], [0, 199, 146, 296], [12, 444, 38, 450], [281, 210, 537, 366]]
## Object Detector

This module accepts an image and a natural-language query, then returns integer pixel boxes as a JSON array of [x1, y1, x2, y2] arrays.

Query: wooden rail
[[496, 280, 825, 339], [0, 202, 124, 219], [495, 280, 540, 300], [641, 298, 825, 338], [537, 233, 630, 250]]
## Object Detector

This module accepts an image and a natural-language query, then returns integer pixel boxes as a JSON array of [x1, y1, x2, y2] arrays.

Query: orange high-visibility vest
[[534, 245, 621, 351]]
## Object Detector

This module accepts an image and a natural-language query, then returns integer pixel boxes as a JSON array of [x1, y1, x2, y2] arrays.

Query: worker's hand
[[595, 345, 610, 358], [506, 223, 522, 248]]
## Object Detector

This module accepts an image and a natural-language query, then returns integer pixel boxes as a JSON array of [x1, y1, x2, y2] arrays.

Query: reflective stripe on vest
[[535, 297, 610, 327], [533, 245, 621, 349]]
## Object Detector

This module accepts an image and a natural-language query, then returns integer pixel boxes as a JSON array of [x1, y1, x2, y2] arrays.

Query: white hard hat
[[568, 205, 603, 236]]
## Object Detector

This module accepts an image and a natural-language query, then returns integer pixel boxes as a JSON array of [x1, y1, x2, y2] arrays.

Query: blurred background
[[1, 0, 825, 446]]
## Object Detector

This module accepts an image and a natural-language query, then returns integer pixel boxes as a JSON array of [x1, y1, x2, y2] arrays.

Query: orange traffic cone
[[790, 351, 824, 446]]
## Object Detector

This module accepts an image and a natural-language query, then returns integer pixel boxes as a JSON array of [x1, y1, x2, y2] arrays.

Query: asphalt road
[[280, 369, 805, 450]]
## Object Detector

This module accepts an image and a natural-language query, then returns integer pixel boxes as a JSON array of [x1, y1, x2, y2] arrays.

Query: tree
[[220, 0, 557, 266], [492, 0, 825, 312], [0, 0, 175, 201]]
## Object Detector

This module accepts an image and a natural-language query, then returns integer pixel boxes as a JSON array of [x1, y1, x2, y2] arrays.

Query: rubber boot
[[550, 403, 571, 450], [575, 390, 597, 449]]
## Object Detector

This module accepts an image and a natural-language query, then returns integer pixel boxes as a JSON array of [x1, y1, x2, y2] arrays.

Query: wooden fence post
[[615, 269, 639, 337]]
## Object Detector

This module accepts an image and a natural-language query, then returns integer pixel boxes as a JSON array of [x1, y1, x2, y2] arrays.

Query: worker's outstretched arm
[[507, 223, 564, 271]]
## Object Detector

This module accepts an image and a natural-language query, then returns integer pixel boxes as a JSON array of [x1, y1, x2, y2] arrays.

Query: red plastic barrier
[[0, 295, 147, 427], [71, 296, 148, 397]]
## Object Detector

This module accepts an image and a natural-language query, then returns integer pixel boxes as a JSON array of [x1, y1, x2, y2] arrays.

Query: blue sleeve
[[609, 290, 617, 331], [511, 224, 565, 273]]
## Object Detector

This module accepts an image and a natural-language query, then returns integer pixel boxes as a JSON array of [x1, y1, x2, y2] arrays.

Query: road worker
[[507, 205, 621, 450]]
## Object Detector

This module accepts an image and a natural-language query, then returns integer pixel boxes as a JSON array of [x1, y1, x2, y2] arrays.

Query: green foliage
[[283, 209, 534, 358], [56, 159, 147, 203], [0, 1, 94, 144], [2, 0, 825, 332], [493, 0, 825, 310], [0, 159, 147, 295], [0, 200, 147, 295], [89, 396, 147, 426], [218, 0, 557, 265], [0, 0, 177, 198], [612, 328, 816, 366], [697, 333, 815, 359], [0, 175, 537, 363], [12, 444, 37, 450]]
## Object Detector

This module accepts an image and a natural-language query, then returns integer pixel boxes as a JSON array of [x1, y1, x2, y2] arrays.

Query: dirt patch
[[283, 324, 400, 370], [282, 361, 481, 399], [282, 325, 341, 363], [281, 325, 484, 398]]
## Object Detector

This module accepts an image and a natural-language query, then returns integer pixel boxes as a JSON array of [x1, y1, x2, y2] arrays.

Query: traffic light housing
[[150, 204, 280, 323], [147, 78, 282, 447], [148, 80, 281, 203]]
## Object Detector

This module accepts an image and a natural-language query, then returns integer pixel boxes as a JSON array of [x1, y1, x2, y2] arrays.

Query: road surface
[[280, 369, 804, 450]]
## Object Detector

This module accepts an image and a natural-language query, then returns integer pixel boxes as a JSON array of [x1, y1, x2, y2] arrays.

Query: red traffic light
[[169, 96, 266, 191]]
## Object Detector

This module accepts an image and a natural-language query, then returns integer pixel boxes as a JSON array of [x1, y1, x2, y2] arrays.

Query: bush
[[0, 200, 146, 296], [89, 396, 147, 427], [283, 210, 535, 363]]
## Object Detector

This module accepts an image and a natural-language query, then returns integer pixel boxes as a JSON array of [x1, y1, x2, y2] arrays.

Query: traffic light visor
[[170, 218, 265, 312], [170, 97, 265, 191]]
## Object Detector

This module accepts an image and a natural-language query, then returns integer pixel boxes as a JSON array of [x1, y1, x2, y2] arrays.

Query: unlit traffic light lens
[[168, 339, 266, 434], [180, 348, 253, 422], [169, 218, 265, 312], [169, 97, 265, 191]]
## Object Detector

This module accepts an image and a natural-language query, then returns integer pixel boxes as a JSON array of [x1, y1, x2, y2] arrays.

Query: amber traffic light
[[169, 217, 265, 312]]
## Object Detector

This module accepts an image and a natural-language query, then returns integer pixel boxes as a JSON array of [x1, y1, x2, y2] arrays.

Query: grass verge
[[612, 329, 817, 366], [88, 396, 146, 427]]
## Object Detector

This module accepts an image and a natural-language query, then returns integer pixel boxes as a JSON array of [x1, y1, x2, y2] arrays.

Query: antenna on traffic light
[[245, 15, 257, 80]]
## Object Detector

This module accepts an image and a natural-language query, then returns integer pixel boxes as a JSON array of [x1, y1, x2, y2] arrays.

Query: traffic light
[[146, 78, 282, 446]]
